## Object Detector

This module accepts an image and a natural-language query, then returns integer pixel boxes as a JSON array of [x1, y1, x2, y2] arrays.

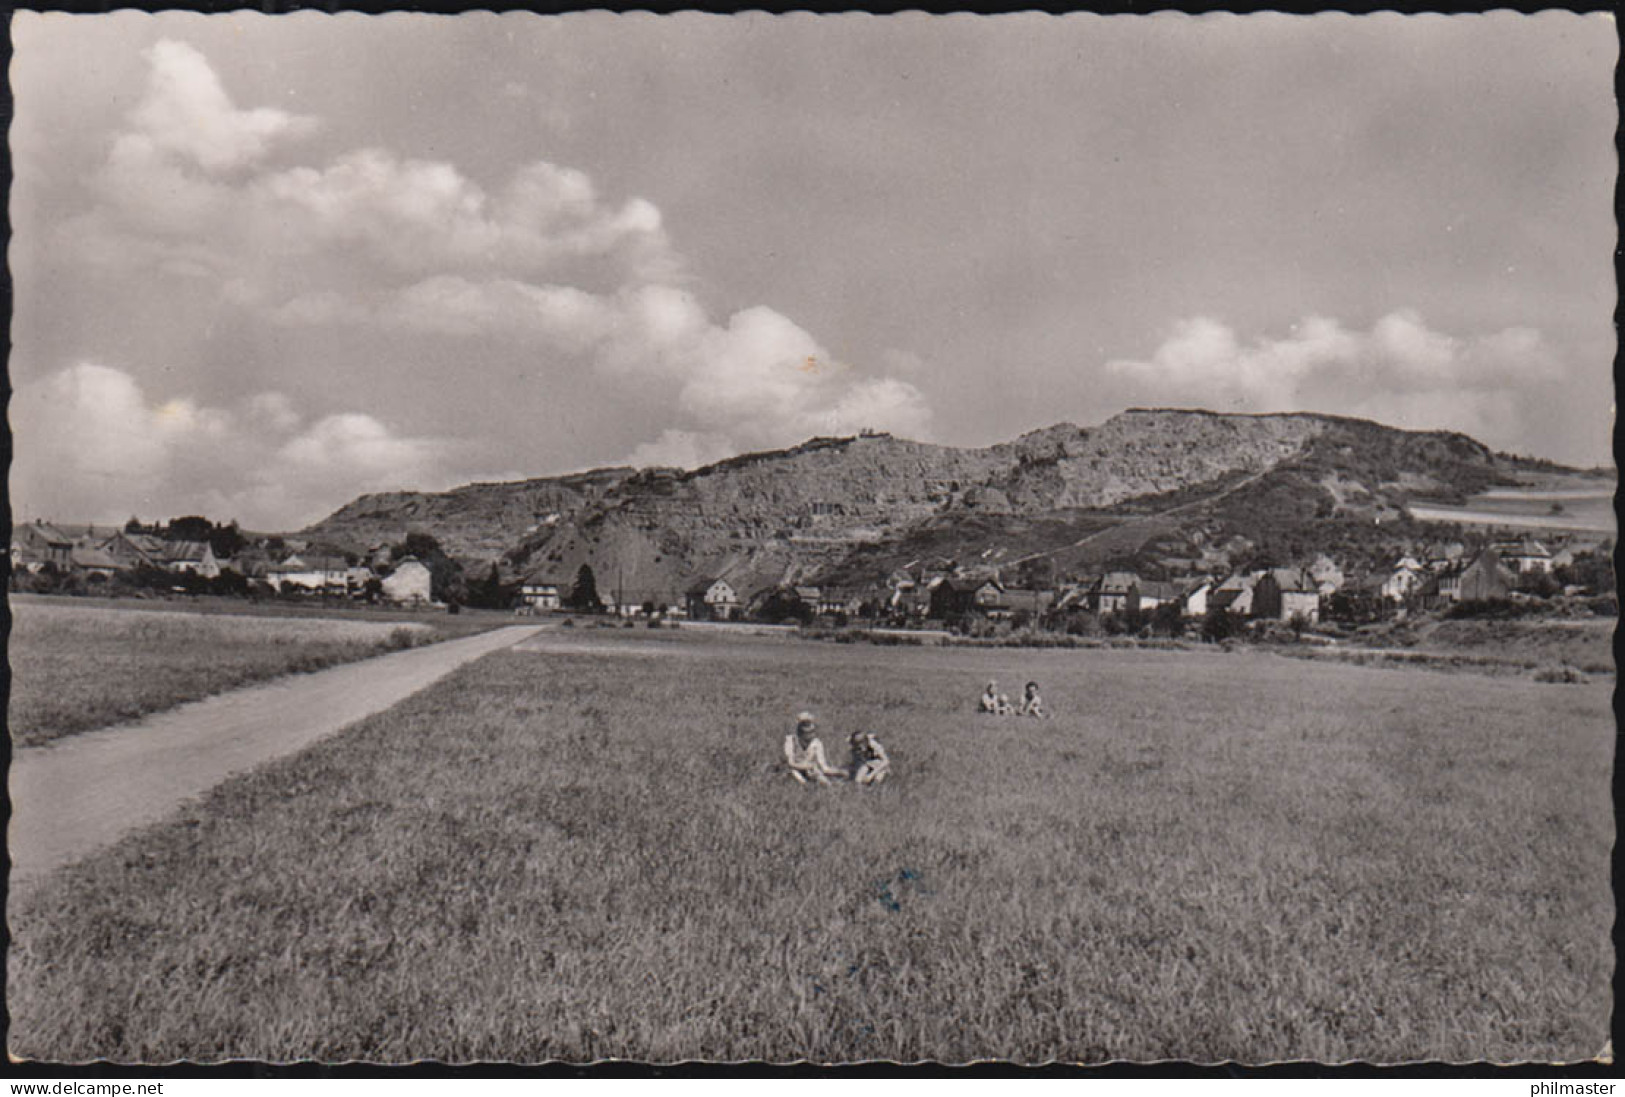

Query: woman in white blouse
[[784, 711, 846, 785]]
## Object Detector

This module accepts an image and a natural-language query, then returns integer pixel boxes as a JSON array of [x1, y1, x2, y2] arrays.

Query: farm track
[[8, 625, 541, 882]]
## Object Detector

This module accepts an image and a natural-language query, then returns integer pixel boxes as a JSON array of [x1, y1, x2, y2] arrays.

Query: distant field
[[6, 600, 494, 747], [1408, 481, 1615, 533], [8, 633, 1611, 1063]]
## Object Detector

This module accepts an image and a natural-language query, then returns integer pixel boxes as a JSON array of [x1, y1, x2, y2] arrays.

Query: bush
[[561, 618, 576, 628], [1201, 608, 1243, 643], [1447, 599, 1536, 621], [1534, 664, 1588, 685]]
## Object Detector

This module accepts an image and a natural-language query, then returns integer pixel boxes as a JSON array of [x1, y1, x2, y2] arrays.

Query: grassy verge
[[8, 640, 1611, 1063], [8, 600, 500, 747]]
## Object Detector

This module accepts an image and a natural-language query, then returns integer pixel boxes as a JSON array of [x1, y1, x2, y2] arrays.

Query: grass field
[[1407, 480, 1615, 534], [7, 599, 498, 747], [7, 631, 1612, 1063]]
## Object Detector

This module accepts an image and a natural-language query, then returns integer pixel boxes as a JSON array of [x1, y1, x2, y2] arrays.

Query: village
[[10, 513, 1614, 639]]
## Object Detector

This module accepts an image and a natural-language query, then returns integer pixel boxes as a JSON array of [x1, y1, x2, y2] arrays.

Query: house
[[1455, 550, 1517, 603], [1180, 578, 1214, 618], [887, 575, 936, 618], [270, 553, 350, 592], [930, 577, 1004, 618], [1207, 572, 1261, 617], [792, 586, 823, 609], [1252, 568, 1321, 624], [230, 550, 274, 581], [153, 540, 222, 578], [1091, 572, 1141, 616], [987, 587, 1055, 620], [1358, 557, 1426, 604], [685, 577, 741, 620], [1306, 555, 1345, 595], [11, 521, 76, 571], [817, 589, 868, 617], [1135, 580, 1180, 612], [1549, 547, 1577, 570], [381, 556, 433, 604], [68, 544, 126, 579], [1494, 539, 1554, 574], [518, 576, 565, 611], [1422, 541, 1467, 571], [98, 531, 166, 571]]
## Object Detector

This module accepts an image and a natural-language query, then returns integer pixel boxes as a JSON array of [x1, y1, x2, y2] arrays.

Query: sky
[[9, 11, 1617, 530]]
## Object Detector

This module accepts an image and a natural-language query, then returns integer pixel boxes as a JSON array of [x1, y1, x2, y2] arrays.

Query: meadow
[[7, 630, 1613, 1064], [1407, 480, 1615, 534], [7, 598, 497, 747]]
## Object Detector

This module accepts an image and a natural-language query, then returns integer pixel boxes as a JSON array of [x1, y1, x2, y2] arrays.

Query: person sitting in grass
[[979, 681, 1011, 715], [846, 729, 890, 786], [1017, 680, 1048, 719], [785, 711, 845, 786]]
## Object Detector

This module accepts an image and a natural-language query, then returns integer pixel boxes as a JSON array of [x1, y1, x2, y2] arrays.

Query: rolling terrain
[[301, 408, 1612, 597]]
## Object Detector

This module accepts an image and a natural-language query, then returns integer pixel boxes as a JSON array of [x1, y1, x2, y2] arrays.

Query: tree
[[1151, 600, 1186, 638], [1201, 607, 1242, 643], [402, 531, 443, 560], [166, 515, 213, 542], [755, 587, 814, 624], [466, 563, 507, 609], [210, 568, 250, 597], [569, 564, 603, 612], [208, 520, 246, 560]]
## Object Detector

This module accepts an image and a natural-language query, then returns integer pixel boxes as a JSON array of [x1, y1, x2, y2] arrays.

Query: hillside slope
[[301, 408, 1553, 599]]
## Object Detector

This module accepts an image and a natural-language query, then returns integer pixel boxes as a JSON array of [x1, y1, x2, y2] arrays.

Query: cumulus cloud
[[11, 363, 457, 528], [1104, 310, 1564, 449], [48, 38, 933, 478], [132, 40, 315, 174]]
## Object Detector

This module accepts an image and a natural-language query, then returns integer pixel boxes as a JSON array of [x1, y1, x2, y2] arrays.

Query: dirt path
[[9, 625, 541, 882]]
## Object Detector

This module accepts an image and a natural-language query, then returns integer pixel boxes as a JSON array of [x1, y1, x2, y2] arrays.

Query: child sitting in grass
[[846, 729, 890, 786], [784, 711, 846, 786], [979, 681, 1013, 715], [1018, 680, 1048, 719]]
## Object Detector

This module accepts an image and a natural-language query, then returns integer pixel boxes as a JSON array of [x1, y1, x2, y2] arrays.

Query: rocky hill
[[302, 408, 1552, 601]]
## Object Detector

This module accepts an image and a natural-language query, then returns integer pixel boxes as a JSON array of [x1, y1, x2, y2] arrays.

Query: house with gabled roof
[[1179, 578, 1214, 618], [1090, 572, 1141, 616], [1493, 539, 1554, 574], [1207, 571, 1262, 617], [11, 521, 76, 572], [152, 540, 222, 578], [929, 576, 1004, 619], [381, 556, 433, 604], [68, 544, 126, 579], [1253, 567, 1321, 624], [685, 577, 741, 620], [518, 574, 565, 610], [1135, 580, 1180, 612], [97, 531, 165, 571]]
